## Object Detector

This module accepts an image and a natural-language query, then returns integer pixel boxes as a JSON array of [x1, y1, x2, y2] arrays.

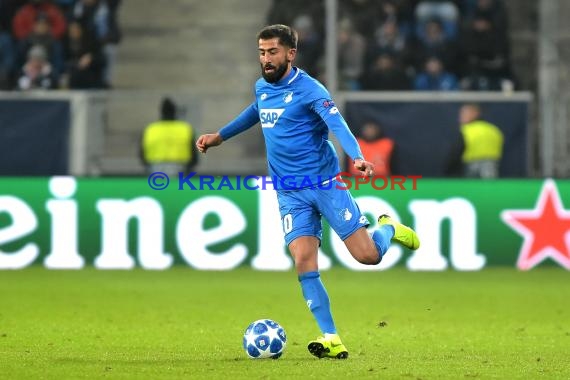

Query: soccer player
[[196, 24, 420, 359]]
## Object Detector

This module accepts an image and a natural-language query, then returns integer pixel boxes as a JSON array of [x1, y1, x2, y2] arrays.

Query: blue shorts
[[276, 182, 370, 246]]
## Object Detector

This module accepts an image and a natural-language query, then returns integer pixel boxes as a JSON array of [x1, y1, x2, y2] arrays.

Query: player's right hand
[[196, 133, 223, 153], [354, 158, 375, 177]]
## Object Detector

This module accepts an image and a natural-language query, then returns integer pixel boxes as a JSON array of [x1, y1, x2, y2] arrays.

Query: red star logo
[[501, 180, 570, 270]]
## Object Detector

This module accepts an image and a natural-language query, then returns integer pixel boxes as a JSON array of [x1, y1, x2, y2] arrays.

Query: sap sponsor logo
[[260, 109, 285, 128]]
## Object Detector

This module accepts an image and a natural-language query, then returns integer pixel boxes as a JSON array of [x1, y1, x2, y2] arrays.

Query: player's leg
[[343, 226, 389, 265], [290, 238, 348, 359], [344, 215, 420, 262], [278, 191, 335, 333], [377, 214, 420, 250], [289, 236, 319, 273], [317, 186, 391, 264], [289, 236, 338, 337], [344, 216, 420, 264], [317, 186, 419, 265], [277, 190, 348, 359]]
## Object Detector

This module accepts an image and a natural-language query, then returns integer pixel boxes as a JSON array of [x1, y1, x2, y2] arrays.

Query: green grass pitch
[[1, 267, 569, 379]]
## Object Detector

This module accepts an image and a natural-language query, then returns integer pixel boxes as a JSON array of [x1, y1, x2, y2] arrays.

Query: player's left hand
[[354, 159, 375, 177]]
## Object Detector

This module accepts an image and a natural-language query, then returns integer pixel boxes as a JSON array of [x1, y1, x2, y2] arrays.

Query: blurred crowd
[[268, 0, 515, 91], [1, 0, 514, 93], [0, 0, 121, 91]]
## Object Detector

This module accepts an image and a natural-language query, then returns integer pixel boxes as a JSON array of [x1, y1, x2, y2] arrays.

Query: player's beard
[[261, 61, 288, 83]]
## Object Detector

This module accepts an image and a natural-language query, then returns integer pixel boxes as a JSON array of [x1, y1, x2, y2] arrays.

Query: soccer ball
[[243, 319, 287, 359]]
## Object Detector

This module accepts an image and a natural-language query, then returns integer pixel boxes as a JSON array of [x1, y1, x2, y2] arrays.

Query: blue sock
[[372, 225, 395, 260], [298, 271, 336, 334]]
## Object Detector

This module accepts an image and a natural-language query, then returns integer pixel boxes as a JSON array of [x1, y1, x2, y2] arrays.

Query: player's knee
[[346, 237, 381, 265], [292, 251, 317, 272], [356, 247, 381, 265]]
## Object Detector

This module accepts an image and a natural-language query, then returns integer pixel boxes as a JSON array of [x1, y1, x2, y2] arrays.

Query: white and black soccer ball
[[243, 319, 287, 359]]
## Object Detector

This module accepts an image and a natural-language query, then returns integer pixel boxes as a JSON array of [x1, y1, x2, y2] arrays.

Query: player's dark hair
[[257, 24, 298, 49]]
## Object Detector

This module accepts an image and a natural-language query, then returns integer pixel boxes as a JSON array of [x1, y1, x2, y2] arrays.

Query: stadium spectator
[[337, 17, 365, 90], [414, 56, 458, 90], [267, 0, 324, 34], [459, 11, 513, 91], [367, 20, 411, 65], [462, 0, 508, 38], [339, 0, 415, 40], [339, 0, 383, 39], [141, 97, 198, 177], [379, 0, 415, 38], [72, 0, 122, 87], [60, 20, 105, 89], [348, 121, 395, 176], [415, 0, 460, 40], [459, 103, 504, 178], [12, 0, 67, 41], [360, 53, 411, 90], [266, 0, 324, 69], [291, 14, 322, 78], [17, 12, 64, 75], [413, 18, 459, 74], [17, 44, 58, 90]]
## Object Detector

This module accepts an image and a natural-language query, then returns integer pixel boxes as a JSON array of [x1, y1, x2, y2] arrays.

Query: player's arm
[[196, 102, 259, 153], [312, 98, 375, 176]]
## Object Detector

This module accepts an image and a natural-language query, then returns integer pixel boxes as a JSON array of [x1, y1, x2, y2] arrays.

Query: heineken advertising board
[[0, 177, 569, 271]]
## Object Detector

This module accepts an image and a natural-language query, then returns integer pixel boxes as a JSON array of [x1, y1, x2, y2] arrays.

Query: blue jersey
[[220, 67, 363, 189]]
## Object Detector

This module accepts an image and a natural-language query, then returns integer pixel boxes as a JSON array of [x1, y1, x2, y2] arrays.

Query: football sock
[[371, 225, 395, 260], [298, 271, 336, 334]]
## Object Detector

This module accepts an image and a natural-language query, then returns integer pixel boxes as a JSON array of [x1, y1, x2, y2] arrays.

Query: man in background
[[348, 121, 395, 177], [141, 97, 198, 177], [459, 103, 503, 178]]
